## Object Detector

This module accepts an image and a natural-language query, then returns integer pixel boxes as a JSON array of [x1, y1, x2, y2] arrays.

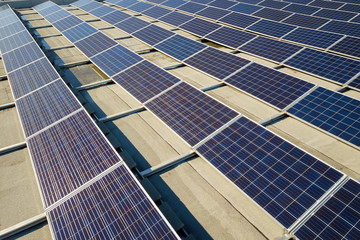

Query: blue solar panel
[[72, 0, 92, 7], [320, 21, 360, 38], [0, 15, 20, 27], [106, 0, 122, 4], [154, 34, 207, 61], [285, 48, 360, 84], [142, 6, 172, 19], [293, 179, 360, 240], [330, 36, 360, 59], [205, 26, 256, 48], [229, 2, 263, 14], [218, 12, 260, 28], [196, 116, 343, 228], [53, 15, 83, 32], [283, 14, 329, 29], [288, 87, 360, 147], [283, 28, 343, 49], [184, 47, 250, 80], [0, 30, 33, 54], [225, 63, 314, 109], [48, 164, 178, 239], [177, 2, 207, 14], [247, 20, 296, 38], [91, 45, 143, 77], [348, 75, 360, 90], [258, 0, 289, 9], [190, 0, 214, 4], [127, 1, 153, 12], [162, 0, 187, 8], [8, 58, 60, 99], [38, 5, 62, 16], [283, 3, 320, 14], [114, 17, 150, 33], [88, 5, 116, 18], [351, 15, 360, 23], [313, 9, 356, 21], [62, 22, 98, 43], [158, 11, 194, 27], [34, 1, 55, 11], [309, 0, 344, 9], [27, 110, 122, 207], [16, 79, 82, 137], [196, 6, 231, 20], [113, 60, 181, 103], [340, 3, 360, 13], [101, 9, 131, 25], [114, 0, 138, 7], [75, 32, 117, 57], [2, 42, 44, 72], [147, 0, 167, 4], [45, 9, 71, 23], [0, 22, 24, 39], [208, 0, 237, 9], [133, 24, 175, 46], [145, 82, 238, 146], [179, 18, 221, 37], [254, 8, 292, 22], [79, 1, 102, 12], [237, 0, 263, 4], [282, 0, 312, 3]]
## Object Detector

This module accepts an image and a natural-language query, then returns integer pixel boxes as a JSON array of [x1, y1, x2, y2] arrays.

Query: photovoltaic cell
[[158, 11, 194, 27], [229, 2, 262, 14], [88, 5, 116, 18], [237, 0, 263, 4], [340, 4, 360, 13], [53, 15, 83, 32], [285, 48, 360, 84], [283, 28, 343, 49], [313, 9, 356, 21], [288, 87, 360, 147], [115, 0, 138, 7], [208, 0, 238, 9], [0, 22, 25, 39], [112, 60, 181, 103], [282, 14, 329, 29], [309, 0, 344, 9], [196, 6, 231, 20], [78, 1, 102, 12], [177, 2, 207, 14], [38, 5, 62, 16], [348, 75, 360, 90], [142, 6, 172, 19], [106, 0, 121, 4], [75, 32, 117, 57], [34, 1, 54, 11], [179, 18, 221, 37], [190, 0, 214, 4], [154, 34, 207, 61], [196, 116, 343, 228], [0, 30, 33, 54], [71, 0, 92, 7], [293, 179, 360, 240], [48, 164, 178, 240], [258, 0, 289, 9], [114, 17, 150, 33], [44, 9, 71, 23], [62, 22, 98, 43], [351, 15, 360, 24], [27, 110, 122, 207], [91, 45, 143, 76], [330, 36, 360, 59], [101, 10, 131, 25], [253, 8, 292, 22], [133, 24, 175, 46], [127, 1, 153, 12], [283, 0, 312, 3], [225, 63, 314, 109], [185, 47, 250, 80], [205, 26, 256, 48], [240, 36, 302, 63], [320, 21, 360, 38], [219, 12, 259, 29], [162, 0, 187, 8], [247, 20, 296, 38], [283, 3, 320, 15], [145, 82, 238, 146], [147, 0, 167, 4]]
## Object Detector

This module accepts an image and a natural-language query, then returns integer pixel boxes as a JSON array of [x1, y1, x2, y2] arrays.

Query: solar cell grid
[[287, 87, 360, 147], [196, 116, 343, 228], [141, 6, 172, 19], [38, 5, 62, 16], [127, 1, 153, 12], [282, 14, 329, 29], [106, 0, 122, 4], [293, 179, 360, 240], [114, 17, 150, 33], [158, 11, 194, 26], [45, 9, 71, 23], [313, 9, 356, 21], [225, 63, 314, 109], [162, 0, 187, 8], [184, 47, 250, 80], [71, 0, 92, 7], [285, 48, 360, 84], [282, 0, 312, 3], [196, 6, 231, 20], [88, 5, 116, 18], [190, 0, 214, 4], [0, 22, 25, 39], [351, 15, 360, 24], [205, 26, 256, 48], [330, 36, 360, 59], [27, 110, 122, 207], [258, 0, 289, 9], [229, 2, 263, 14], [340, 4, 360, 13], [79, 1, 102, 12], [53, 15, 83, 32], [320, 21, 360, 38], [116, 0, 138, 6], [75, 32, 117, 57], [147, 0, 167, 4], [145, 82, 238, 146], [309, 0, 344, 9], [334, 0, 360, 3], [101, 9, 131, 25], [48, 164, 178, 240], [33, 1, 54, 11], [133, 24, 175, 46], [179, 18, 221, 37], [112, 60, 181, 103], [254, 8, 292, 22], [236, 0, 263, 4], [247, 20, 296, 38], [0, 15, 21, 27], [283, 3, 320, 15], [62, 22, 98, 43], [177, 2, 207, 14], [208, 0, 238, 9], [0, 30, 33, 54], [348, 75, 360, 90], [218, 12, 260, 28]]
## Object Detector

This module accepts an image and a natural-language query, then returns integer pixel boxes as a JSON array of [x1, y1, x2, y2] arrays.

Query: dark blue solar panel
[[79, 1, 102, 12], [293, 179, 360, 240], [196, 116, 343, 229], [351, 15, 360, 23], [28, 110, 123, 207], [38, 5, 62, 16], [146, 82, 238, 146], [258, 0, 289, 9], [184, 47, 250, 80], [208, 0, 238, 9], [162, 0, 187, 8], [247, 20, 296, 38], [45, 9, 71, 23], [320, 21, 360, 38], [62, 22, 97, 42], [106, 0, 122, 4], [313, 9, 356, 21], [114, 17, 150, 33], [196, 6, 231, 20], [282, 0, 312, 3], [101, 9, 131, 25], [158, 11, 194, 26], [113, 60, 181, 103], [91, 45, 143, 77], [309, 0, 344, 9], [285, 48, 360, 84], [53, 15, 83, 32], [283, 28, 343, 49], [127, 1, 153, 12], [8, 58, 60, 99], [240, 36, 303, 63], [177, 2, 207, 14], [349, 75, 360, 90], [205, 26, 256, 48], [142, 6, 172, 19], [48, 164, 178, 239], [218, 12, 260, 28], [330, 36, 360, 59], [283, 3, 320, 15], [229, 2, 263, 14], [190, 0, 214, 4], [133, 24, 175, 46], [179, 18, 221, 37], [0, 22, 25, 39], [254, 8, 293, 23], [288, 87, 360, 147], [154, 34, 207, 61], [88, 5, 116, 18], [340, 3, 360, 13], [115, 0, 138, 7], [283, 14, 329, 29], [237, 0, 263, 4], [16, 79, 82, 137], [225, 63, 314, 109], [147, 0, 167, 4], [75, 32, 117, 57], [0, 30, 33, 54]]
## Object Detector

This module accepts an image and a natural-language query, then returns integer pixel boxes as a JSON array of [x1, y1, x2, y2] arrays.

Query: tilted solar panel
[[133, 24, 175, 46], [0, 30, 33, 54], [62, 22, 98, 43], [45, 9, 71, 24], [247, 20, 296, 38], [283, 3, 319, 15], [88, 5, 117, 18], [309, 0, 344, 9], [196, 6, 231, 20], [52, 15, 83, 32], [253, 8, 292, 22], [320, 21, 360, 38], [0, 22, 25, 39], [258, 0, 289, 9], [179, 18, 221, 37], [348, 75, 360, 90], [72, 0, 92, 7], [282, 14, 329, 29], [80, 1, 102, 12], [313, 9, 356, 21], [142, 6, 172, 19], [75, 32, 117, 57], [116, 0, 139, 7], [229, 2, 262, 14], [218, 12, 260, 29], [101, 9, 131, 25], [127, 1, 154, 12], [38, 5, 62, 16], [158, 11, 194, 27], [208, 0, 238, 9], [177, 2, 207, 14], [205, 26, 256, 49], [114, 16, 150, 33], [329, 36, 360, 59], [162, 0, 187, 8]]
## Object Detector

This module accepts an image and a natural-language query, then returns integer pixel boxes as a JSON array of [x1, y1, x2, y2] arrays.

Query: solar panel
[[101, 9, 131, 25], [62, 22, 98, 43], [90, 45, 143, 77], [127, 1, 153, 12], [205, 26, 256, 48], [293, 179, 360, 240], [78, 1, 102, 12], [8, 58, 60, 99], [339, 3, 360, 13], [106, 0, 122, 4], [177, 2, 207, 14], [247, 20, 296, 38], [154, 34, 207, 61], [253, 8, 292, 22], [0, 30, 33, 54], [27, 110, 122, 207], [313, 9, 356, 21], [282, 0, 312, 3], [334, 0, 360, 3], [114, 17, 150, 33], [147, 0, 167, 4], [196, 116, 343, 229], [237, 0, 263, 4], [53, 15, 83, 32], [229, 2, 263, 14], [0, 22, 24, 39], [38, 5, 62, 16], [112, 60, 181, 103], [75, 32, 117, 57], [285, 48, 360, 84], [158, 11, 194, 27], [283, 28, 343, 49], [88, 5, 116, 18], [133, 24, 175, 46], [240, 36, 302, 63], [33, 1, 55, 11], [287, 87, 360, 147], [329, 36, 360, 59], [116, 0, 138, 8], [184, 47, 250, 80], [283, 3, 320, 15], [258, 0, 289, 9], [45, 9, 72, 24], [218, 12, 260, 29], [196, 6, 231, 20], [351, 15, 360, 24], [162, 0, 187, 8], [0, 15, 21, 27], [179, 18, 221, 37], [208, 0, 238, 9], [190, 0, 214, 4], [2, 42, 44, 72], [348, 75, 360, 90], [320, 21, 360, 38], [282, 14, 329, 29], [72, 0, 92, 7], [48, 164, 178, 239], [16, 79, 82, 137], [309, 0, 344, 9], [225, 63, 314, 109], [145, 82, 238, 146], [142, 5, 172, 19]]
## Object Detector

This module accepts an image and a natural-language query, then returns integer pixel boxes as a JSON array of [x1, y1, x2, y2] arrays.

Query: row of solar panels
[[0, 6, 179, 240], [35, 1, 360, 239]]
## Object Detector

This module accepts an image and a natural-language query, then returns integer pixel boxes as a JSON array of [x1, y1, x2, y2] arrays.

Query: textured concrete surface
[[0, 108, 24, 148], [0, 80, 13, 105]]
